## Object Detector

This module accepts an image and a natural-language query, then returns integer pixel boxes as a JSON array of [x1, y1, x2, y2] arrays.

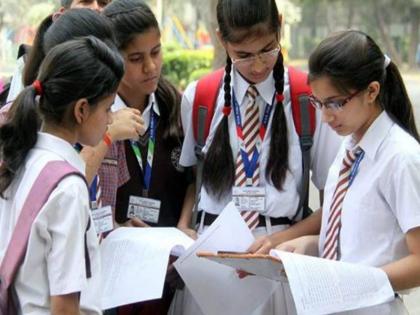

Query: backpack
[[0, 161, 87, 315], [191, 67, 316, 226]]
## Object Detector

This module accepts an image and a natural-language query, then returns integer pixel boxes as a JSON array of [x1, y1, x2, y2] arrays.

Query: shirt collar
[[344, 111, 394, 160], [232, 68, 276, 106], [111, 93, 160, 116], [35, 132, 85, 173]]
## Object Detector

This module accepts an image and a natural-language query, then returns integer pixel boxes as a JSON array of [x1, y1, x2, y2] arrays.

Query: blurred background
[[0, 0, 419, 312], [1, 0, 420, 90]]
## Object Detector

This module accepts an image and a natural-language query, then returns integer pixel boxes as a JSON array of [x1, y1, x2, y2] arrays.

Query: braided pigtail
[[202, 56, 235, 199], [266, 51, 289, 190]]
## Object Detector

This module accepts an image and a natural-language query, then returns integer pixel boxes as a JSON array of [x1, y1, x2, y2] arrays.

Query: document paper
[[271, 250, 395, 315], [100, 227, 194, 310], [175, 202, 278, 315]]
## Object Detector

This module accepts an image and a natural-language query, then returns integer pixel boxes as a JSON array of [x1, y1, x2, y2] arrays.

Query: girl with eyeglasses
[[172, 0, 341, 314], [265, 30, 420, 314]]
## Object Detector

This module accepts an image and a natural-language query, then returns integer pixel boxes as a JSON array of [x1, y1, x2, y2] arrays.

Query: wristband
[[103, 132, 112, 148]]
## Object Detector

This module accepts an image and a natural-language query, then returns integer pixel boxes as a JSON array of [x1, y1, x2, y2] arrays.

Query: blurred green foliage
[[162, 47, 213, 90]]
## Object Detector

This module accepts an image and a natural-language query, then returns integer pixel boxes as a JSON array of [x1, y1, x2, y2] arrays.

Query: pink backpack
[[0, 161, 87, 315]]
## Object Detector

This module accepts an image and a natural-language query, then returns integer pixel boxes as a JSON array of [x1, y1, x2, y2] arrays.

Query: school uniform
[[170, 68, 342, 315], [319, 111, 420, 314], [101, 94, 191, 315], [105, 94, 192, 226], [0, 132, 101, 315], [6, 56, 25, 104]]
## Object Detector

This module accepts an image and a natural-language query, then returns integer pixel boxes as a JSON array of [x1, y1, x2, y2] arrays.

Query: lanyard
[[89, 175, 98, 203], [348, 150, 365, 187], [74, 143, 100, 205], [130, 105, 157, 196], [232, 90, 274, 185]]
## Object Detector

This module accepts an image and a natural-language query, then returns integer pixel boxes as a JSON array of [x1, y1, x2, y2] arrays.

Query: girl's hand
[[275, 235, 319, 256], [120, 217, 150, 228], [247, 235, 275, 254], [108, 108, 145, 141]]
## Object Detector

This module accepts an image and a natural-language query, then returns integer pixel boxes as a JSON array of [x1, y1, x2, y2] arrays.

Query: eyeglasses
[[231, 47, 280, 66], [309, 90, 362, 111]]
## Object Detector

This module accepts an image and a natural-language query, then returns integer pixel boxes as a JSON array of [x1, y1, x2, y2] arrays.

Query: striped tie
[[96, 175, 102, 208], [322, 147, 362, 260], [235, 85, 260, 230]]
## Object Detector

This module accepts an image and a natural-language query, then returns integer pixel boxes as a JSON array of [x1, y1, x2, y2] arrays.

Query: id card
[[127, 195, 161, 224], [91, 205, 114, 234], [232, 186, 266, 212]]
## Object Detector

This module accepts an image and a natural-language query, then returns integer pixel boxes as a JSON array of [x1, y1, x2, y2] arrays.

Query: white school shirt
[[180, 68, 342, 217], [6, 56, 25, 104], [319, 111, 420, 266], [0, 133, 101, 315]]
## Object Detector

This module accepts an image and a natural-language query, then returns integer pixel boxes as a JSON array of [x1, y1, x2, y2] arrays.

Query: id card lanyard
[[348, 150, 365, 187], [130, 104, 157, 197], [74, 143, 100, 208], [232, 90, 275, 186]]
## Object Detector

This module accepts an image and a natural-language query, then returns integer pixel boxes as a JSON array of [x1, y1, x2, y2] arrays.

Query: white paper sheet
[[271, 250, 395, 315], [100, 227, 194, 310], [175, 202, 278, 315]]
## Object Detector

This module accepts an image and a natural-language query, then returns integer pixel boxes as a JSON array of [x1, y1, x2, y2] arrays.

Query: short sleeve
[[45, 176, 91, 296], [388, 152, 420, 233], [179, 81, 199, 167]]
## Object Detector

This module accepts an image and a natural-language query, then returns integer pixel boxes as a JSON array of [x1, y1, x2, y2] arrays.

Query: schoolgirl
[[101, 0, 195, 313], [0, 36, 124, 314], [275, 30, 420, 315], [0, 8, 143, 199], [172, 0, 341, 314]]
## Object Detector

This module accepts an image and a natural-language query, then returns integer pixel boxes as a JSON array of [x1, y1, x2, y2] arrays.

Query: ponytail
[[309, 30, 419, 144], [23, 14, 53, 86], [381, 62, 419, 142], [0, 86, 41, 197], [202, 56, 235, 199], [267, 51, 289, 189]]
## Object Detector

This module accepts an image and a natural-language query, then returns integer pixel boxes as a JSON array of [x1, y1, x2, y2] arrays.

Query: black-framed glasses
[[309, 90, 362, 111]]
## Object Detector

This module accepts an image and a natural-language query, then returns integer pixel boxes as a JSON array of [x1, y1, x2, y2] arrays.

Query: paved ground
[[308, 71, 420, 314]]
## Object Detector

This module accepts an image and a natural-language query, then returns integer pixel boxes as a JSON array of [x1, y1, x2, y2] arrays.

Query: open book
[[197, 249, 395, 315], [99, 227, 194, 310]]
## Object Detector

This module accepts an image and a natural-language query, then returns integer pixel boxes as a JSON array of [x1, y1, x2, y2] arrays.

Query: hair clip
[[384, 54, 391, 68]]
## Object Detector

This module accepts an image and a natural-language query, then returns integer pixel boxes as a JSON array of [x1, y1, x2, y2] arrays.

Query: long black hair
[[309, 30, 419, 142], [103, 0, 182, 141], [202, 0, 288, 199], [0, 36, 124, 197], [23, 8, 115, 86]]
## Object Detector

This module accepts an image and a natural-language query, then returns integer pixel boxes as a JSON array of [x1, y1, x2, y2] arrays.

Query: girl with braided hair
[[174, 0, 341, 314]]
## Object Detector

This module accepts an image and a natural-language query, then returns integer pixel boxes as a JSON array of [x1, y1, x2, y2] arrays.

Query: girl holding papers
[[171, 0, 341, 314], [253, 30, 420, 314]]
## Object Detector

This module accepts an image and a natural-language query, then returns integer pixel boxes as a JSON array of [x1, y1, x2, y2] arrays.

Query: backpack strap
[[288, 66, 316, 221], [190, 68, 224, 228], [0, 161, 87, 292]]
